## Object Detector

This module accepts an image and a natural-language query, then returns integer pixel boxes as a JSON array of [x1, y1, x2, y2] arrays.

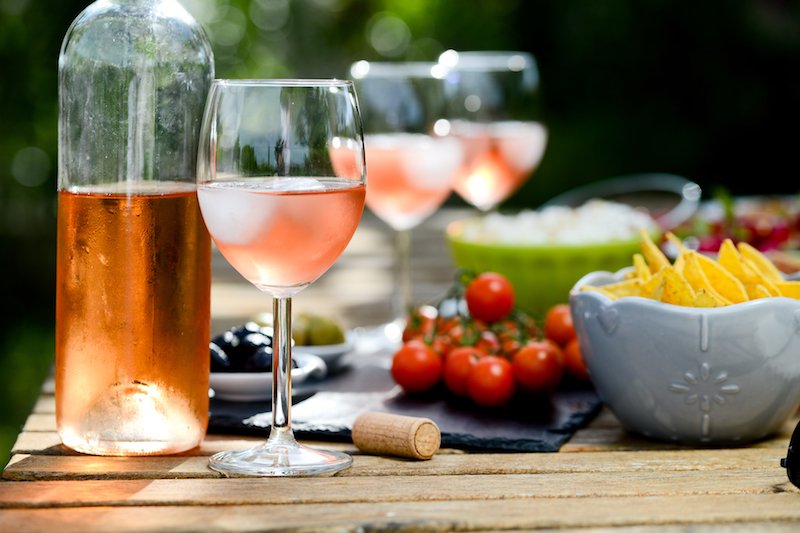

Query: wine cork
[[351, 412, 441, 460]]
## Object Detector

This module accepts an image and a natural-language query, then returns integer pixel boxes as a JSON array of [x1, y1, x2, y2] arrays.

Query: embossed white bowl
[[570, 268, 800, 445]]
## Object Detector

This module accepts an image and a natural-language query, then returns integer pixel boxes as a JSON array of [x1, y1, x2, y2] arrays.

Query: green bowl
[[446, 217, 650, 317]]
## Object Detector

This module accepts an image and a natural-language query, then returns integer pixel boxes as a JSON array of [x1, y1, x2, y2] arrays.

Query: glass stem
[[271, 296, 292, 437], [392, 228, 412, 325]]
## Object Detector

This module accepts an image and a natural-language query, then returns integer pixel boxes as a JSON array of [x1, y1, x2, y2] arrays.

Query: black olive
[[210, 323, 277, 372], [245, 345, 298, 372], [245, 345, 272, 372], [209, 342, 230, 372]]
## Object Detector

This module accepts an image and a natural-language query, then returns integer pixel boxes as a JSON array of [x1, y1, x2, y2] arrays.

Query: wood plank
[[21, 414, 56, 432], [0, 468, 796, 508], [3, 448, 790, 481], [9, 430, 358, 456], [32, 395, 54, 415], [562, 423, 793, 453], [1, 494, 800, 533]]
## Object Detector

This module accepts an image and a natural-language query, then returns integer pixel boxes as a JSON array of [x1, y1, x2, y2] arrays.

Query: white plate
[[209, 352, 327, 402], [292, 330, 355, 370]]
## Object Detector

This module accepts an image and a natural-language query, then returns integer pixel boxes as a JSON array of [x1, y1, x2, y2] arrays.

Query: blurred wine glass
[[350, 60, 464, 340], [439, 50, 547, 212]]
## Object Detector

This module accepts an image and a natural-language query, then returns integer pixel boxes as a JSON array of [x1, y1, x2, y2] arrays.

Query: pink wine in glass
[[55, 184, 211, 456], [363, 133, 462, 231], [450, 120, 547, 211], [198, 178, 366, 293]]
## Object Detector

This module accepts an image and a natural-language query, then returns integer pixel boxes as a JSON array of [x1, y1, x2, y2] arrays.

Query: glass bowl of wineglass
[[197, 79, 366, 476], [349, 61, 464, 339], [439, 50, 547, 212]]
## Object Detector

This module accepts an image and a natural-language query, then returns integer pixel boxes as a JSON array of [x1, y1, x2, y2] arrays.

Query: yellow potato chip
[[694, 288, 725, 307], [718, 239, 780, 297], [648, 277, 665, 302], [632, 253, 650, 281], [581, 285, 619, 300], [682, 252, 732, 306], [660, 266, 696, 306], [665, 231, 690, 255], [745, 284, 771, 300], [600, 278, 643, 298], [673, 251, 686, 275], [775, 281, 800, 299], [639, 228, 670, 275], [737, 241, 785, 284], [692, 251, 749, 304], [640, 268, 666, 298]]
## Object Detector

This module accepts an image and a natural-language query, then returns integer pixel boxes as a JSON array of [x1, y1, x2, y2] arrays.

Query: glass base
[[208, 430, 352, 477]]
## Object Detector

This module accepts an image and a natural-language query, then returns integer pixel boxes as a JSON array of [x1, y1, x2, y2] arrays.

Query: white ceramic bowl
[[570, 268, 800, 445], [209, 352, 327, 402]]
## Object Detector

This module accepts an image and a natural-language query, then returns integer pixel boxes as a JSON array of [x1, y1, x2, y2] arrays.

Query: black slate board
[[209, 350, 601, 452]]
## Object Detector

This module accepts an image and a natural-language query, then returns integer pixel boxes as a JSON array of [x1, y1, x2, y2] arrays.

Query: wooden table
[[3, 208, 800, 532]]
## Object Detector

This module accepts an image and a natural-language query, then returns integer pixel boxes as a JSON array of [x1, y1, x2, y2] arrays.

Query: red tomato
[[467, 355, 516, 407], [544, 304, 576, 346], [474, 330, 501, 355], [512, 339, 564, 395], [443, 346, 483, 397], [564, 338, 591, 381], [430, 334, 454, 360], [402, 305, 437, 342], [500, 336, 522, 358], [391, 340, 442, 393], [465, 272, 516, 323]]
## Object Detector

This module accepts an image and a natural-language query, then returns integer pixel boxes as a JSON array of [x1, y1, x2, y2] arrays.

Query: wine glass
[[349, 61, 464, 338], [197, 79, 366, 476], [439, 50, 547, 212]]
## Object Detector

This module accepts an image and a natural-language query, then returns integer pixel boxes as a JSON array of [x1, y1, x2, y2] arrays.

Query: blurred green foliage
[[2, 0, 799, 466]]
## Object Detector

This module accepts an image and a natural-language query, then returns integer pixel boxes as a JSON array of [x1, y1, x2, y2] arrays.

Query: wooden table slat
[[0, 469, 796, 509], [2, 494, 800, 533], [2, 448, 790, 481]]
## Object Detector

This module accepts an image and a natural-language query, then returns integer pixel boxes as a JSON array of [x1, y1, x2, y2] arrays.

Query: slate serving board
[[209, 349, 601, 452]]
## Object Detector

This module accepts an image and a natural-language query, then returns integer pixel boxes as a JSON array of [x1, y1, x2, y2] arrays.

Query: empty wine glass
[[198, 79, 366, 476], [439, 50, 547, 212], [350, 61, 463, 338]]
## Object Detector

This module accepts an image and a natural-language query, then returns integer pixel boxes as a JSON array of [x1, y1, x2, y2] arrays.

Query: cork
[[351, 412, 441, 460]]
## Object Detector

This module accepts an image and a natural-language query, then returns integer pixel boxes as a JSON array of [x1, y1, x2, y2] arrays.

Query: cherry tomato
[[544, 304, 576, 347], [465, 272, 516, 323], [402, 305, 437, 342], [443, 346, 483, 397], [467, 355, 516, 407], [391, 340, 442, 393], [512, 339, 564, 395], [564, 337, 591, 381], [500, 336, 522, 358], [430, 334, 455, 360], [474, 329, 501, 355]]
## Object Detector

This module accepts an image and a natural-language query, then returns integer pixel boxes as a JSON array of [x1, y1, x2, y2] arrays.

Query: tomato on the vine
[[474, 330, 501, 355], [402, 305, 437, 342], [430, 334, 455, 360], [391, 340, 442, 393], [564, 338, 591, 381], [544, 304, 576, 347], [465, 272, 515, 323], [443, 346, 483, 397], [512, 339, 564, 395], [467, 355, 516, 407]]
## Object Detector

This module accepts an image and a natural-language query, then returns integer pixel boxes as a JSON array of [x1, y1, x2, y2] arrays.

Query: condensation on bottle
[[56, 0, 215, 456]]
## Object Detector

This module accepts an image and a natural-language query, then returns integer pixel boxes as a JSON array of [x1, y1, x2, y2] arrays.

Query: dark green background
[[2, 0, 798, 466]]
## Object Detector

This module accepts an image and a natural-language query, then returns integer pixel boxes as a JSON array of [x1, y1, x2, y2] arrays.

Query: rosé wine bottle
[[56, 0, 214, 455]]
